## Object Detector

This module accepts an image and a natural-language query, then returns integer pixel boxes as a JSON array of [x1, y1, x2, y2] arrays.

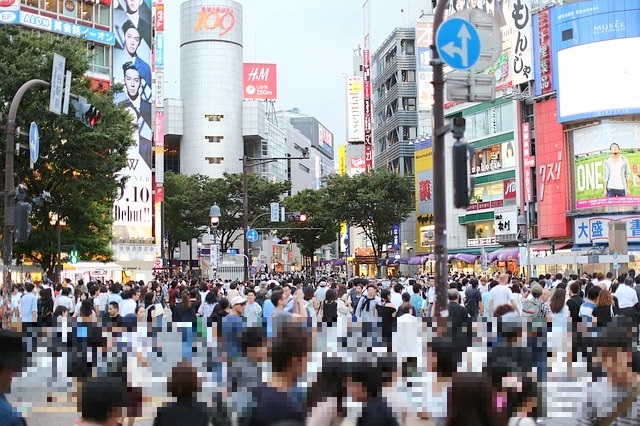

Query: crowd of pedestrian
[[0, 269, 640, 426]]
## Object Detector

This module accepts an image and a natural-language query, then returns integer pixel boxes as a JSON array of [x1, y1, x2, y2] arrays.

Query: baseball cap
[[231, 296, 247, 307], [530, 283, 543, 296], [319, 281, 327, 286]]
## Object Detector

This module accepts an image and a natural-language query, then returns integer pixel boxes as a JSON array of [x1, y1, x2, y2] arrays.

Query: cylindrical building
[[180, 0, 244, 176]]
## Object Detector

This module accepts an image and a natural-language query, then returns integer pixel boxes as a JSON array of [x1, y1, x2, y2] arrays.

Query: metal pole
[[431, 0, 449, 318], [3, 79, 50, 329], [56, 217, 61, 283], [242, 156, 250, 282]]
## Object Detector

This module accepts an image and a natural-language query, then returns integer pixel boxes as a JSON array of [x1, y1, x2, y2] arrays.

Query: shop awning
[[408, 256, 429, 265], [529, 242, 571, 251], [331, 259, 346, 266], [488, 247, 520, 262], [453, 253, 479, 264]]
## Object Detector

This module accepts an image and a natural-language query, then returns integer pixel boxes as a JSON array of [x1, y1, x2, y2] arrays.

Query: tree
[[325, 169, 413, 264], [163, 172, 209, 261], [280, 188, 340, 262], [0, 27, 135, 271], [202, 173, 290, 252]]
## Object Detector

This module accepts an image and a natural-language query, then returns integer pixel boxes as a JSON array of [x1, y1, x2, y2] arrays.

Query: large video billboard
[[112, 0, 153, 240], [573, 122, 640, 210], [414, 138, 434, 253], [551, 0, 640, 122]]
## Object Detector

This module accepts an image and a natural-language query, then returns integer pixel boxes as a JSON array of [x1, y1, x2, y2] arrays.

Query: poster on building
[[243, 63, 277, 100], [154, 0, 164, 31], [318, 124, 333, 155], [350, 158, 366, 176], [414, 138, 434, 252], [573, 122, 640, 210], [347, 77, 364, 142], [574, 215, 640, 245], [415, 20, 434, 111], [112, 0, 153, 239], [508, 0, 533, 85]]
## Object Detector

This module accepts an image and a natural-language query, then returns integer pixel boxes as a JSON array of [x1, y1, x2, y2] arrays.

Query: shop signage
[[504, 179, 516, 199], [194, 6, 235, 35], [538, 8, 553, 95], [419, 178, 432, 201], [468, 237, 497, 247], [467, 199, 503, 211]]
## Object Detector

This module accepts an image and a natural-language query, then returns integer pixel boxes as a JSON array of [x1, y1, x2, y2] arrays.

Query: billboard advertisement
[[350, 158, 366, 176], [573, 122, 640, 210], [338, 145, 346, 176], [574, 215, 640, 245], [415, 20, 434, 111], [363, 41, 373, 172], [0, 0, 19, 24], [318, 124, 333, 155], [155, 0, 164, 31], [535, 99, 570, 238], [347, 76, 364, 142], [532, 8, 554, 97], [243, 63, 277, 101], [113, 0, 153, 240], [20, 11, 115, 44], [552, 0, 640, 122], [414, 138, 434, 252]]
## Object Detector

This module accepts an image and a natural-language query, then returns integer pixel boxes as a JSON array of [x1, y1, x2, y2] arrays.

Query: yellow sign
[[339, 145, 347, 176]]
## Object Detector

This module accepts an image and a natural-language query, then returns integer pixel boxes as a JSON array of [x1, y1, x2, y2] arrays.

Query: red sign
[[154, 111, 164, 148], [521, 122, 535, 203], [155, 3, 165, 31], [243, 63, 277, 100], [0, 0, 16, 6], [194, 6, 235, 35], [503, 179, 517, 199], [538, 9, 553, 96], [535, 99, 569, 238], [419, 179, 432, 202], [155, 185, 164, 203], [467, 200, 504, 211]]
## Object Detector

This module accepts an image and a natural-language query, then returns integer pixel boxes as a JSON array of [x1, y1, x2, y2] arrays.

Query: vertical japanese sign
[[510, 0, 533, 85], [414, 138, 434, 251], [49, 54, 66, 115], [154, 0, 164, 31], [363, 36, 373, 173], [533, 8, 553, 96], [347, 76, 364, 142], [416, 20, 434, 111], [339, 145, 347, 176], [521, 122, 535, 203], [391, 225, 401, 252], [112, 0, 153, 240]]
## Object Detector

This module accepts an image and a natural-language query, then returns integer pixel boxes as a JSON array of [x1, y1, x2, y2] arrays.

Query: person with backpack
[[566, 281, 585, 322], [521, 284, 544, 317]]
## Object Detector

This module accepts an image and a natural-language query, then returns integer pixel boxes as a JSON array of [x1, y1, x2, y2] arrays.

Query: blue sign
[[246, 229, 259, 243], [0, 10, 19, 24], [229, 249, 237, 256], [250, 266, 257, 275], [29, 122, 39, 165], [436, 18, 481, 70], [155, 33, 164, 69], [392, 224, 401, 251], [20, 12, 115, 46]]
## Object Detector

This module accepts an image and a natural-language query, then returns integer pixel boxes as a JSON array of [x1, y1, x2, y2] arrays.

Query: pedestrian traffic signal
[[288, 212, 308, 222], [452, 140, 475, 209], [71, 97, 101, 128], [69, 249, 79, 264], [14, 184, 32, 243]]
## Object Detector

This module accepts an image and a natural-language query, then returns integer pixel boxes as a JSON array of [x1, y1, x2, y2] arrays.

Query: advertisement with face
[[573, 122, 640, 210], [112, 0, 153, 239]]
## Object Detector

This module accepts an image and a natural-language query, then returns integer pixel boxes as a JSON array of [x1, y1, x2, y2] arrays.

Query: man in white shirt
[[120, 289, 139, 317], [551, 273, 563, 289], [314, 281, 328, 303], [243, 289, 262, 327], [390, 282, 404, 310], [615, 277, 639, 322], [489, 273, 518, 316], [54, 287, 75, 314], [599, 272, 613, 291]]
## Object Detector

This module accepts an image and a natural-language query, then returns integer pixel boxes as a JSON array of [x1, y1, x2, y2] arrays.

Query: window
[[205, 136, 223, 143], [205, 114, 224, 121], [401, 70, 415, 82], [401, 39, 415, 55], [403, 97, 416, 111], [205, 157, 224, 164], [299, 163, 310, 173], [77, 0, 93, 22], [471, 182, 503, 203], [496, 104, 514, 133], [96, 3, 110, 26], [88, 44, 110, 75], [41, 0, 57, 12], [23, 0, 38, 8]]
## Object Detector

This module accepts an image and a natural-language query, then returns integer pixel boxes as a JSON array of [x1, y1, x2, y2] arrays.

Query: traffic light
[[14, 184, 32, 243], [287, 212, 308, 222], [69, 248, 79, 264], [71, 96, 101, 128], [452, 141, 475, 209]]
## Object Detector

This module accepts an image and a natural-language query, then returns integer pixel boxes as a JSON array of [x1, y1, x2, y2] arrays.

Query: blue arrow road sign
[[246, 229, 259, 243], [29, 122, 39, 165], [436, 17, 482, 70]]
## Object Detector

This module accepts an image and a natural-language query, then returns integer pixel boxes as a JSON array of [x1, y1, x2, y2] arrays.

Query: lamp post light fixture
[[517, 210, 529, 280], [209, 203, 221, 280]]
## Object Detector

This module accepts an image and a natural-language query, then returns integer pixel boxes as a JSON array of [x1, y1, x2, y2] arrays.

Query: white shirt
[[55, 295, 75, 312], [489, 285, 513, 314], [390, 292, 403, 310], [120, 298, 138, 317], [615, 284, 639, 309]]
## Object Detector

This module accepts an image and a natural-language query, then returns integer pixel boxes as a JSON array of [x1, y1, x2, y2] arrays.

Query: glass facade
[[466, 104, 515, 141]]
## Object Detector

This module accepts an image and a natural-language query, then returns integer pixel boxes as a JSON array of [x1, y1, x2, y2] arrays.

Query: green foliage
[[280, 188, 340, 260], [325, 169, 413, 260], [0, 27, 135, 271], [163, 172, 290, 256]]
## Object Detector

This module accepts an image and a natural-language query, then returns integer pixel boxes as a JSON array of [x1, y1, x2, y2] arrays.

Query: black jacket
[[153, 398, 211, 426], [566, 295, 584, 322]]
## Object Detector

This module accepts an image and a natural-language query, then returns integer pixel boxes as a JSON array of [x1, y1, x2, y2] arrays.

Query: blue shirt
[[0, 394, 26, 426], [20, 293, 37, 323], [221, 315, 246, 359]]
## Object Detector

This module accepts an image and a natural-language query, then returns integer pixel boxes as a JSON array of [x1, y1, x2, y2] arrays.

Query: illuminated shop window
[[41, 0, 57, 13]]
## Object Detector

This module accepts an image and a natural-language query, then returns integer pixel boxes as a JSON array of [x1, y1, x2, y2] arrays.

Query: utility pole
[[430, 1, 450, 318]]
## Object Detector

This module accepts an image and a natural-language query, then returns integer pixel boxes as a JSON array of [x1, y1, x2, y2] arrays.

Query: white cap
[[230, 296, 247, 307], [319, 281, 327, 286]]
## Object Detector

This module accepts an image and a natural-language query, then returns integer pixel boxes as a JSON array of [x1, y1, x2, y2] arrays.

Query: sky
[[164, 0, 432, 145]]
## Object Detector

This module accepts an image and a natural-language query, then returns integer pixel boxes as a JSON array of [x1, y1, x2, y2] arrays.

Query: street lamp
[[209, 203, 221, 280], [517, 211, 529, 280]]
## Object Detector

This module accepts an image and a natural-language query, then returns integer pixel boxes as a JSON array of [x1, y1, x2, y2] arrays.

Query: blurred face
[[124, 28, 141, 56], [541, 289, 551, 302], [356, 284, 363, 295], [611, 144, 620, 156], [283, 286, 291, 299], [108, 305, 119, 317], [126, 0, 142, 14], [456, 0, 465, 11], [124, 69, 141, 99], [136, 306, 145, 320], [61, 310, 68, 317], [233, 303, 246, 315], [247, 292, 255, 303], [597, 348, 633, 388], [367, 287, 376, 298]]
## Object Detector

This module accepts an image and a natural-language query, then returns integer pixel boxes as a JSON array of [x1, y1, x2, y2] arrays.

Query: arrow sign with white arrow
[[436, 17, 482, 71]]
